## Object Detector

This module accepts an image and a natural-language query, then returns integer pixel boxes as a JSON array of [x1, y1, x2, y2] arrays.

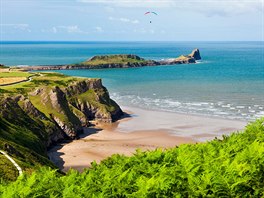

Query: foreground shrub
[[0, 118, 264, 197]]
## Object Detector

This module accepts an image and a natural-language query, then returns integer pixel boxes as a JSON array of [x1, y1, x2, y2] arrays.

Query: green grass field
[[0, 71, 33, 78]]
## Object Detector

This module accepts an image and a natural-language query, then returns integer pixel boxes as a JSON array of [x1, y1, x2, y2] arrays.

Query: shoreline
[[116, 106, 247, 141], [48, 105, 247, 172]]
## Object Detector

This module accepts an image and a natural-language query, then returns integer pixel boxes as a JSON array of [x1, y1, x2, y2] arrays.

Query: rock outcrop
[[189, 48, 201, 60], [159, 49, 201, 65], [65, 79, 123, 123]]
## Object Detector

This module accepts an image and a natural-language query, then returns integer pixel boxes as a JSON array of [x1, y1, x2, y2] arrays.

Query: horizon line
[[1, 40, 263, 42]]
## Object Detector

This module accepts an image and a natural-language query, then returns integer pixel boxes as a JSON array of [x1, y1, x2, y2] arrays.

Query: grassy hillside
[[78, 54, 150, 66], [0, 154, 18, 181], [0, 118, 263, 197], [0, 72, 73, 95]]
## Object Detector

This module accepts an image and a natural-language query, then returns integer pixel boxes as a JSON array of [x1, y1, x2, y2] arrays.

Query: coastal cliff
[[0, 72, 123, 179], [22, 49, 201, 71]]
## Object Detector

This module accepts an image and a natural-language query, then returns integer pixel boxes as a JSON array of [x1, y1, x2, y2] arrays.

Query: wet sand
[[48, 106, 247, 172]]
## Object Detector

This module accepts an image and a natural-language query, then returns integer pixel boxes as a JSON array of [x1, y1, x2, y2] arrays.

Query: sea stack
[[189, 49, 201, 60]]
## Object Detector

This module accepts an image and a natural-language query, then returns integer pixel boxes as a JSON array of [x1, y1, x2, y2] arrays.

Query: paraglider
[[144, 11, 158, 23]]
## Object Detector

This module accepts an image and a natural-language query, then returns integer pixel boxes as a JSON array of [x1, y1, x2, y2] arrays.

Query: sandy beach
[[48, 106, 247, 172]]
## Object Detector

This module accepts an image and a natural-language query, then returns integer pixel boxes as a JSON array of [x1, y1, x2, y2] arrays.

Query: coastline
[[48, 106, 247, 172]]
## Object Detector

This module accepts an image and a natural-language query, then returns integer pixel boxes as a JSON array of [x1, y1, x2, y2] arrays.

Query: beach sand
[[48, 106, 247, 172]]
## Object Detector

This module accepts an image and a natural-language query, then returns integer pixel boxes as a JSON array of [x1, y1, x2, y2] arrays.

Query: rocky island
[[21, 49, 201, 71]]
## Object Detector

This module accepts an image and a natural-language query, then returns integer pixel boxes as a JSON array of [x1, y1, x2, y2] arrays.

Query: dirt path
[[0, 150, 23, 176]]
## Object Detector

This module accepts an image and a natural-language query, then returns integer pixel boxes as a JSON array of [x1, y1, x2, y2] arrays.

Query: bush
[[0, 118, 264, 197]]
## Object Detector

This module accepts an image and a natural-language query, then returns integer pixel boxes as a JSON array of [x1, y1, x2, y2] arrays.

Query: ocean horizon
[[1, 41, 263, 121]]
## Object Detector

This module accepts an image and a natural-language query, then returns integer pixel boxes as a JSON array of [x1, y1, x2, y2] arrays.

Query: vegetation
[[0, 118, 263, 197], [0, 70, 34, 86], [0, 154, 18, 181], [0, 71, 33, 78], [0, 72, 75, 95], [0, 64, 7, 69], [0, 100, 57, 180], [79, 54, 150, 66]]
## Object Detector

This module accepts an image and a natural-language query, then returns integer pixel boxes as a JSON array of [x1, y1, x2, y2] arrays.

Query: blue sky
[[0, 0, 263, 41]]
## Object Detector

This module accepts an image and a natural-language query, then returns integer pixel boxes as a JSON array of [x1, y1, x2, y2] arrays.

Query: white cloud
[[189, 0, 262, 17], [41, 27, 58, 33], [119, 18, 130, 22], [95, 26, 103, 32], [109, 17, 139, 24], [133, 28, 155, 34], [52, 27, 57, 33], [78, 0, 262, 15], [41, 25, 89, 34], [78, 0, 175, 8], [57, 25, 85, 33], [0, 24, 31, 32], [131, 20, 139, 24]]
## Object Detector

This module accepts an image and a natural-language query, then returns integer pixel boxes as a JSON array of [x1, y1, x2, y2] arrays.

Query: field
[[0, 69, 33, 86]]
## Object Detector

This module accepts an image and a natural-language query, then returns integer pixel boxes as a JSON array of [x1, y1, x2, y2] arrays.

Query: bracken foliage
[[0, 118, 264, 197]]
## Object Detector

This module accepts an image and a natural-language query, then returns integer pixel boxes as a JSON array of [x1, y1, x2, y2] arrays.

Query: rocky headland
[[21, 49, 201, 71], [0, 72, 123, 178]]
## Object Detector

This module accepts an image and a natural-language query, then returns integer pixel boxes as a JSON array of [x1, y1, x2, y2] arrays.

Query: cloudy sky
[[1, 0, 263, 41]]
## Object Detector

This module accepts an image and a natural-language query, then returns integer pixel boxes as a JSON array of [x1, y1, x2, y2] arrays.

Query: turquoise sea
[[1, 41, 263, 121]]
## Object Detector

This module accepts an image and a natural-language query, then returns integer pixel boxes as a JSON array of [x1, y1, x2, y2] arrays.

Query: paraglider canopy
[[144, 12, 158, 23], [144, 12, 158, 15]]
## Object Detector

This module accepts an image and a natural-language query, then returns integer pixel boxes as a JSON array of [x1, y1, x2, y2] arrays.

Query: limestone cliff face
[[19, 96, 47, 120], [65, 79, 123, 123], [0, 78, 122, 148], [18, 97, 66, 146], [0, 96, 65, 148], [48, 87, 83, 138], [65, 79, 103, 96], [30, 86, 82, 139]]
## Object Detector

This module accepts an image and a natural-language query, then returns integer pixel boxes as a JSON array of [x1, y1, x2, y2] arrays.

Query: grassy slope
[[0, 155, 18, 182], [0, 103, 56, 171], [79, 55, 149, 66], [0, 119, 263, 197], [0, 71, 33, 78]]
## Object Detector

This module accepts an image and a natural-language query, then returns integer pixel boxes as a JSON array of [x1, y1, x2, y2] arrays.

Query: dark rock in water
[[189, 48, 201, 60]]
